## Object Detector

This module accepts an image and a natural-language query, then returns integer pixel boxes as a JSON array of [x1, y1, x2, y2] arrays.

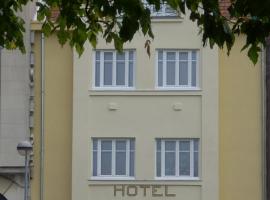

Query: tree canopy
[[1, 0, 270, 64]]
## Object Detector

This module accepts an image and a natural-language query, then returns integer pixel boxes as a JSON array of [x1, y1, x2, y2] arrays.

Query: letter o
[[127, 185, 138, 196]]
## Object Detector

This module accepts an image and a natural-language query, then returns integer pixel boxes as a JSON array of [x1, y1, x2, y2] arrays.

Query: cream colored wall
[[31, 32, 73, 200], [219, 36, 262, 200], [73, 15, 219, 200]]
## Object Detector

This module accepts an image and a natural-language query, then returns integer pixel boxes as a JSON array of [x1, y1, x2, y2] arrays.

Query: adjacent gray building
[[0, 3, 35, 200]]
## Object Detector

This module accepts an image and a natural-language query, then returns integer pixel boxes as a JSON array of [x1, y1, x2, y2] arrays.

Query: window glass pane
[[165, 152, 176, 175], [93, 139, 97, 150], [101, 152, 112, 175], [101, 141, 112, 150], [156, 139, 161, 151], [165, 141, 176, 151], [191, 61, 196, 87], [130, 151, 134, 176], [179, 152, 190, 175], [156, 151, 161, 177], [179, 141, 190, 151], [116, 62, 125, 85], [158, 51, 163, 60], [116, 152, 126, 175], [93, 151, 97, 176], [158, 61, 163, 86], [96, 51, 100, 60], [194, 151, 199, 177], [104, 62, 113, 85], [192, 51, 197, 60], [117, 52, 125, 60], [194, 139, 199, 151], [179, 61, 188, 85], [167, 52, 175, 60], [130, 139, 135, 151], [128, 61, 133, 87], [104, 52, 113, 60], [116, 141, 126, 150], [129, 51, 134, 60], [166, 61, 175, 85], [95, 62, 100, 87], [179, 52, 188, 60]]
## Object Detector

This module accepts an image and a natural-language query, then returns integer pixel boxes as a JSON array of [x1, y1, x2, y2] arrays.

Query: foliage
[[1, 0, 270, 64]]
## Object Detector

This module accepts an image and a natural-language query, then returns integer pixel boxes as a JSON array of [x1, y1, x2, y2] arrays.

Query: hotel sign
[[114, 185, 176, 197]]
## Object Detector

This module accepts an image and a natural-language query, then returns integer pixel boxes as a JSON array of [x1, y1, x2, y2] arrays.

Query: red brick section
[[219, 0, 231, 18]]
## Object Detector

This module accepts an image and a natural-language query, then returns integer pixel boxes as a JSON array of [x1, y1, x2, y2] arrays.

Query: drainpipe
[[40, 33, 45, 200]]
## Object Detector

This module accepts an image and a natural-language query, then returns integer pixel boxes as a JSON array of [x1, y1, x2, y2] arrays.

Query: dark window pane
[[104, 62, 113, 85], [167, 52, 175, 60], [179, 61, 188, 85], [116, 141, 126, 150], [129, 62, 133, 87], [117, 52, 125, 60], [95, 51, 100, 60], [158, 51, 163, 60], [165, 141, 176, 151], [116, 62, 125, 85], [129, 51, 134, 60], [192, 51, 197, 60], [194, 152, 199, 177], [194, 139, 199, 151], [93, 151, 97, 176], [101, 152, 112, 175], [101, 141, 112, 150], [130, 151, 134, 176], [95, 62, 100, 87], [179, 52, 188, 60], [179, 141, 190, 151], [104, 52, 113, 60], [156, 151, 161, 177], [130, 139, 135, 151], [191, 61, 197, 87], [116, 152, 126, 175], [165, 152, 175, 175], [158, 61, 163, 86], [179, 152, 190, 175], [93, 139, 97, 150], [166, 61, 175, 85], [156, 139, 161, 151]]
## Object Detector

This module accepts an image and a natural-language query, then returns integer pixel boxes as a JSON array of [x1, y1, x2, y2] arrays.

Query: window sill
[[155, 177, 200, 181], [89, 89, 202, 96], [90, 177, 135, 181], [151, 16, 183, 23]]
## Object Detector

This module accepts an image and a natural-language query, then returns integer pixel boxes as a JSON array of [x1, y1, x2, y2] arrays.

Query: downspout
[[40, 33, 45, 200]]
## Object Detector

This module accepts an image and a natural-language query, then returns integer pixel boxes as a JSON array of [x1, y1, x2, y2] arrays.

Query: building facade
[[31, 7, 263, 200], [0, 2, 36, 200]]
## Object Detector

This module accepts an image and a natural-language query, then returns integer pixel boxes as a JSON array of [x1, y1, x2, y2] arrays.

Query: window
[[156, 139, 199, 179], [94, 50, 134, 89], [92, 139, 135, 178], [157, 50, 199, 89], [144, 2, 178, 17]]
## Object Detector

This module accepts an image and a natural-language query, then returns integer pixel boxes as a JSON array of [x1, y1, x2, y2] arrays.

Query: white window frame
[[156, 49, 200, 90], [92, 50, 135, 90], [155, 139, 199, 180], [92, 139, 135, 180], [144, 2, 178, 17]]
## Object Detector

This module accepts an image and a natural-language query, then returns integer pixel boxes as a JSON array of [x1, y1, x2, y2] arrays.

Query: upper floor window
[[157, 50, 199, 89], [144, 2, 178, 17], [94, 50, 134, 89], [156, 139, 199, 179], [92, 138, 135, 178]]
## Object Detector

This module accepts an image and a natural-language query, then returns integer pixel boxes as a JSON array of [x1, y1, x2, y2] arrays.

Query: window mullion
[[188, 51, 192, 87], [113, 52, 116, 86], [190, 140, 194, 177], [100, 52, 104, 87], [161, 141, 165, 177], [163, 51, 166, 87], [176, 140, 179, 176], [97, 140, 101, 176], [112, 140, 116, 176], [176, 51, 179, 87], [125, 51, 129, 87], [126, 139, 130, 176]]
